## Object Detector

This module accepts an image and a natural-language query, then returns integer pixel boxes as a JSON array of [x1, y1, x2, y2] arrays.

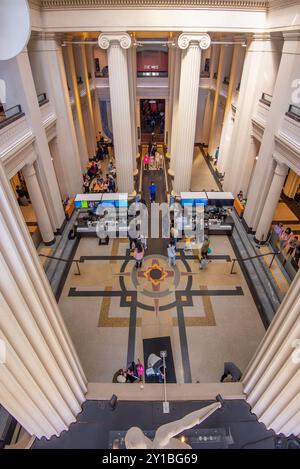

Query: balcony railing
[[37, 93, 49, 107], [259, 93, 272, 107], [286, 104, 300, 123], [223, 76, 230, 85], [0, 105, 25, 130]]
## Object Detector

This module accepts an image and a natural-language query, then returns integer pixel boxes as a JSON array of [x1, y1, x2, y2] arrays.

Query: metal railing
[[286, 104, 300, 122], [0, 105, 24, 130], [39, 253, 81, 275], [230, 251, 280, 274], [259, 92, 272, 107], [37, 92, 49, 106]]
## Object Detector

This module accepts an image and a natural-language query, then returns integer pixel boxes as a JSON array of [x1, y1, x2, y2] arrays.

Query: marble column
[[79, 44, 97, 157], [169, 46, 181, 175], [217, 44, 241, 173], [173, 33, 211, 195], [28, 37, 83, 198], [243, 269, 300, 436], [0, 161, 87, 439], [65, 44, 89, 167], [127, 44, 138, 174], [22, 162, 55, 245], [13, 49, 65, 233], [207, 45, 225, 157], [223, 34, 282, 198], [244, 33, 299, 231], [98, 33, 134, 194], [254, 161, 288, 243]]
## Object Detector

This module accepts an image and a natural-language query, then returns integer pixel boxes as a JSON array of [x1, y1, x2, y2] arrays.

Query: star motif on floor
[[142, 262, 169, 287]]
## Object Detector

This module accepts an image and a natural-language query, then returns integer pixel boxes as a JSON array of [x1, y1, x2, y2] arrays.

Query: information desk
[[74, 193, 128, 238], [205, 215, 234, 236]]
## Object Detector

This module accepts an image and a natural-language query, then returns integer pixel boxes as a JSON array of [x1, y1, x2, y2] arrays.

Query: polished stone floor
[[59, 149, 265, 383]]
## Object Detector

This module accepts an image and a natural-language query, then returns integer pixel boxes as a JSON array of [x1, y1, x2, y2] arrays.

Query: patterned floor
[[59, 234, 265, 383]]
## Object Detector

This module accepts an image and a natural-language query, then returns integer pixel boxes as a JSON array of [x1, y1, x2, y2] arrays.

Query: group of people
[[274, 223, 300, 265], [16, 184, 30, 206], [113, 359, 144, 384], [143, 143, 163, 172], [83, 159, 117, 194]]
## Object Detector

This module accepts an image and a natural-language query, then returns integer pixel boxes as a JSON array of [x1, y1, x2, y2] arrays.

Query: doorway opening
[[140, 99, 165, 144]]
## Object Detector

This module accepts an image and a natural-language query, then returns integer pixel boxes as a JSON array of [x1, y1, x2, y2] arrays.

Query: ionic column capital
[[98, 32, 132, 50], [22, 161, 36, 178], [177, 33, 211, 50], [274, 160, 288, 178]]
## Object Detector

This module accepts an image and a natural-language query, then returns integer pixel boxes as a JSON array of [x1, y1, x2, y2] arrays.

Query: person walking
[[201, 235, 210, 259], [134, 244, 144, 269], [144, 153, 150, 171], [136, 359, 144, 383], [149, 181, 156, 203], [167, 241, 176, 266]]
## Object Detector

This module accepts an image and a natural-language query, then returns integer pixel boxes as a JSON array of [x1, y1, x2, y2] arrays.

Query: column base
[[168, 168, 175, 177], [253, 236, 267, 246], [136, 153, 141, 160], [129, 190, 137, 197], [241, 218, 255, 235], [165, 153, 171, 160], [43, 238, 56, 246], [54, 217, 67, 236], [133, 169, 139, 177]]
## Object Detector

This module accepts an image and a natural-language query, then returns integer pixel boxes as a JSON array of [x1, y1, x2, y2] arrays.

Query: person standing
[[134, 244, 144, 269], [144, 153, 150, 171], [167, 241, 176, 266], [149, 181, 156, 203], [16, 185, 29, 206], [201, 235, 210, 259]]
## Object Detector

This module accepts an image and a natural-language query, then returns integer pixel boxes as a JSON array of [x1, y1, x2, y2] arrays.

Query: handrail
[[230, 251, 280, 274], [39, 253, 81, 275], [0, 105, 24, 130]]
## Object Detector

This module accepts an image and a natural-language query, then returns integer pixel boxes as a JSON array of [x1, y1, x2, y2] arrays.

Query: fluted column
[[244, 33, 299, 231], [79, 44, 97, 157], [14, 49, 65, 232], [243, 270, 300, 436], [127, 44, 138, 173], [169, 45, 181, 175], [28, 37, 83, 198], [207, 45, 225, 156], [98, 33, 134, 194], [255, 161, 288, 243], [22, 162, 55, 245], [217, 43, 241, 173], [283, 170, 300, 199], [66, 44, 89, 167], [0, 161, 87, 439], [173, 33, 211, 195]]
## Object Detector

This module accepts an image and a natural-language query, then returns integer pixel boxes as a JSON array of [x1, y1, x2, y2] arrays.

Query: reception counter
[[234, 198, 246, 218]]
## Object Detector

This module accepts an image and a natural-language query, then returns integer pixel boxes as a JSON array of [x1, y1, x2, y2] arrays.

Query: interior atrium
[[0, 0, 300, 454]]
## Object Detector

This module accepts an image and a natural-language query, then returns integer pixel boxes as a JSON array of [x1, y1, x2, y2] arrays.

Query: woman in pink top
[[144, 154, 150, 171], [136, 359, 144, 382], [133, 244, 144, 269]]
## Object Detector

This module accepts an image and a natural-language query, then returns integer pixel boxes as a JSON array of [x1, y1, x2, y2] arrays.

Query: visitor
[[108, 160, 113, 172], [134, 244, 144, 269], [16, 185, 29, 206], [155, 151, 160, 170], [280, 227, 293, 248], [287, 235, 299, 256], [237, 190, 243, 201], [220, 362, 242, 382], [170, 221, 178, 245], [294, 242, 300, 266], [201, 235, 210, 259], [108, 174, 116, 193], [83, 177, 90, 193], [167, 241, 176, 266], [149, 181, 156, 203], [136, 359, 144, 383], [274, 222, 284, 236], [126, 361, 138, 382], [144, 153, 150, 171]]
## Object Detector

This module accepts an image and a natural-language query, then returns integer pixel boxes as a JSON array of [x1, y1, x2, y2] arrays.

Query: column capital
[[98, 32, 132, 50], [177, 33, 211, 51], [22, 160, 36, 178], [274, 160, 288, 177]]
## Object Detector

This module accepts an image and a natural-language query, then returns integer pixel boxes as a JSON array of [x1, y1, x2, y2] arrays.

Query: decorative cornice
[[98, 32, 132, 49], [177, 33, 211, 50], [40, 0, 268, 10]]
